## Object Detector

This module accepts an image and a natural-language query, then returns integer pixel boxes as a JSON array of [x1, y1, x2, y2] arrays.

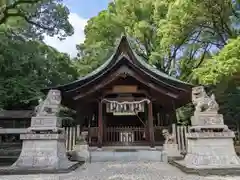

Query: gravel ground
[[0, 162, 240, 180]]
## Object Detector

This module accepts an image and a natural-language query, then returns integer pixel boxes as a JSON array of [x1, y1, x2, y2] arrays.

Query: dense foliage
[[76, 0, 240, 83], [0, 0, 78, 109], [1, 0, 240, 125], [75, 0, 240, 124]]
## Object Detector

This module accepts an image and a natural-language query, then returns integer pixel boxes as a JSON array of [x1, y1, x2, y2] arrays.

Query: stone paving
[[1, 162, 240, 180]]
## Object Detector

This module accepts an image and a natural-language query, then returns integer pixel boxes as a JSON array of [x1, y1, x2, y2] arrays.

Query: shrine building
[[44, 35, 193, 148]]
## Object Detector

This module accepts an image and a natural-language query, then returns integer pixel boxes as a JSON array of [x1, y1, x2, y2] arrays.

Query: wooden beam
[[103, 89, 151, 97], [102, 97, 148, 102], [73, 66, 178, 100]]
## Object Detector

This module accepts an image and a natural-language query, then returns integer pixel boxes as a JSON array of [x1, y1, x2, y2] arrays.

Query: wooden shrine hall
[[44, 35, 193, 148]]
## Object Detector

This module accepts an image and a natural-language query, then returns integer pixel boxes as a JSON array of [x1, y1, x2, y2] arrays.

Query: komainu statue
[[192, 86, 219, 113], [35, 90, 61, 116], [162, 129, 176, 144]]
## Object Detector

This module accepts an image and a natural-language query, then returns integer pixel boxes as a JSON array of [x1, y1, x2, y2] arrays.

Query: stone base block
[[183, 136, 240, 169], [191, 112, 224, 126], [8, 136, 80, 174], [163, 144, 181, 158], [0, 162, 81, 175], [169, 159, 240, 176], [30, 116, 62, 128]]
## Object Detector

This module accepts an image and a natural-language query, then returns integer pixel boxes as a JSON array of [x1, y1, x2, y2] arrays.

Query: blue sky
[[44, 0, 110, 57], [64, 0, 110, 19]]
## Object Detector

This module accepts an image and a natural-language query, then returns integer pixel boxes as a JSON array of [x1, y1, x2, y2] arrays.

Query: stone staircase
[[89, 147, 168, 162]]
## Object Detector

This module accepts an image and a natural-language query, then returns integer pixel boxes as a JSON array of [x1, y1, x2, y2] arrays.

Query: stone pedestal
[[183, 131, 240, 169], [174, 112, 240, 172], [9, 110, 79, 173], [11, 133, 77, 171], [163, 144, 181, 158]]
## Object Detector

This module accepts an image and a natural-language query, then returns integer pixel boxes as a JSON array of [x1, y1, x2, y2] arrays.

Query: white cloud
[[44, 13, 88, 58]]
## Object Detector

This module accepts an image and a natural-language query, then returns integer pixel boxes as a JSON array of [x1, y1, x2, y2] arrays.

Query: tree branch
[[194, 45, 209, 69], [0, 0, 43, 24]]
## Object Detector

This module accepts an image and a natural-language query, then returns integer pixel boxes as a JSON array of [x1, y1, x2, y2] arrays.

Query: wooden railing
[[173, 124, 190, 152], [104, 126, 146, 145], [3, 124, 238, 152]]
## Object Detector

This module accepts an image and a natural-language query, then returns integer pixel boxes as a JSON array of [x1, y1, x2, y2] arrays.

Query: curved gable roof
[[43, 35, 193, 93]]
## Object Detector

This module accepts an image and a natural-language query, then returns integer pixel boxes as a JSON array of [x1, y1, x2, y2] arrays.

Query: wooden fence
[[105, 126, 146, 145], [64, 125, 80, 151], [64, 124, 190, 152], [172, 124, 190, 153], [0, 124, 191, 152]]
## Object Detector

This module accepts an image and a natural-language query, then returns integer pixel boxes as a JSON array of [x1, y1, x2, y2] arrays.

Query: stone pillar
[[98, 101, 103, 148], [148, 101, 155, 148]]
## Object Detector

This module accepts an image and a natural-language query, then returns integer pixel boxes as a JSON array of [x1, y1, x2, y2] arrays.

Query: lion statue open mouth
[[192, 86, 219, 113]]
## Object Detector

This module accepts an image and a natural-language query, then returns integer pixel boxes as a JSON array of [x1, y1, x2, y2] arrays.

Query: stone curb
[[168, 158, 240, 176], [0, 161, 83, 175]]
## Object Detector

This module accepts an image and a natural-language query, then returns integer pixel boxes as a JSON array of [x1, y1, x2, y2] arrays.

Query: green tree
[[75, 5, 124, 75], [75, 0, 240, 126], [194, 37, 240, 84], [0, 30, 78, 109], [76, 0, 240, 80], [0, 0, 74, 39], [0, 0, 78, 109], [159, 0, 240, 83]]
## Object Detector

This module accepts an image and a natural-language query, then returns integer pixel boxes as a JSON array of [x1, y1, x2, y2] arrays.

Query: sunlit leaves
[[194, 37, 240, 84]]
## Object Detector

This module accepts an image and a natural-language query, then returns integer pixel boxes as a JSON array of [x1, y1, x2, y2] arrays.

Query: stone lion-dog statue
[[162, 129, 176, 144], [35, 89, 61, 116], [192, 86, 219, 113]]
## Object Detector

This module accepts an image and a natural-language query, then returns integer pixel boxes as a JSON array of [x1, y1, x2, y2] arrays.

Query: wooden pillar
[[144, 103, 149, 140], [98, 100, 103, 148], [172, 100, 178, 124], [103, 115, 107, 142], [148, 101, 155, 148]]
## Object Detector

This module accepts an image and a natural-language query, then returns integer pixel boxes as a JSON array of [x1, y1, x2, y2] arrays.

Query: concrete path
[[90, 149, 166, 162], [0, 162, 240, 180]]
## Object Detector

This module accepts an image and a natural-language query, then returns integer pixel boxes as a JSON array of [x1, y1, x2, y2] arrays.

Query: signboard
[[112, 85, 137, 93]]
